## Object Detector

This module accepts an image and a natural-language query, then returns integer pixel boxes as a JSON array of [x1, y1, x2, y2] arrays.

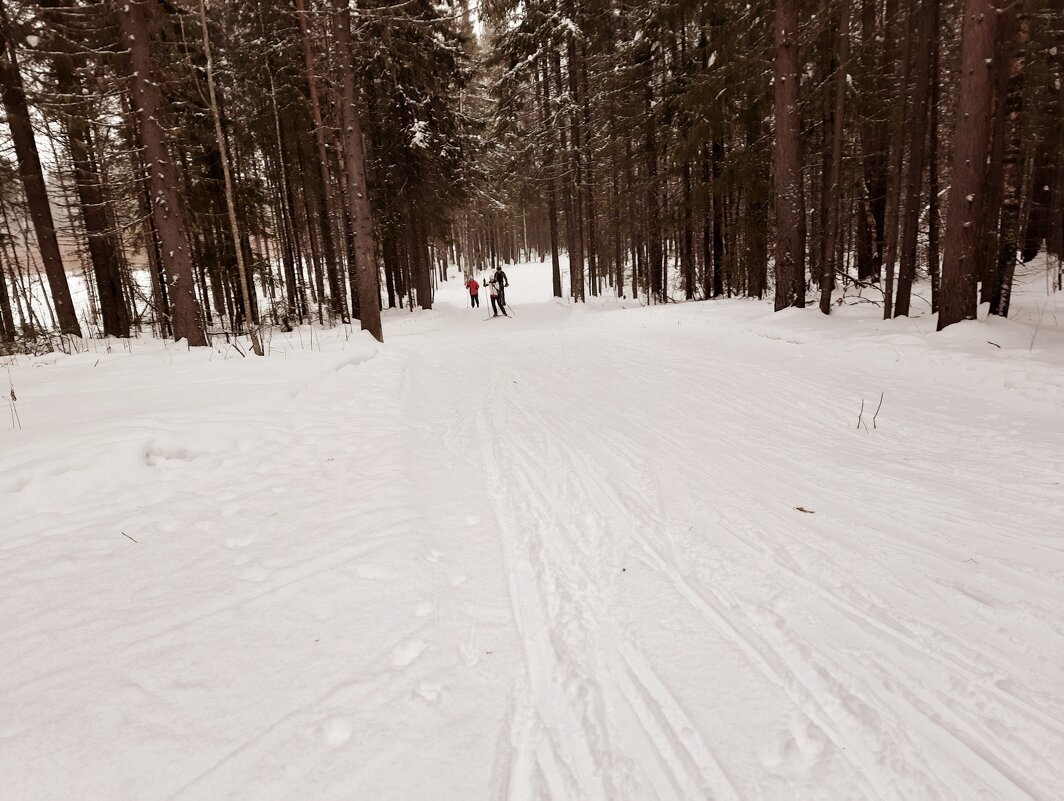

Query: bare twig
[[1030, 300, 1048, 353], [121, 531, 138, 543], [873, 392, 885, 429], [7, 371, 20, 430]]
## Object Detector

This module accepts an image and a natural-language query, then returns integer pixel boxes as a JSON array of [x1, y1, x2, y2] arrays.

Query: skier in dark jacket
[[487, 273, 507, 317], [491, 267, 509, 316]]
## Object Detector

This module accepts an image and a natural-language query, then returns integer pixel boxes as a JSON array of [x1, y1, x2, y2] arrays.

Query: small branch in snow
[[858, 392, 885, 431], [872, 392, 884, 430], [121, 531, 138, 543], [7, 372, 19, 431]]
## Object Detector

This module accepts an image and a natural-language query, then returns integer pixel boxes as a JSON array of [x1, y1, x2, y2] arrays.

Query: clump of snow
[[409, 119, 430, 149]]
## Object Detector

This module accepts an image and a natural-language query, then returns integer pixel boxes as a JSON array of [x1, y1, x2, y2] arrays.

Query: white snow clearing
[[2, 261, 1064, 801]]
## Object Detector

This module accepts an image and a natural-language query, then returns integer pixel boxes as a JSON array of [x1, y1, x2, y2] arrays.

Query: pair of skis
[[484, 306, 514, 321]]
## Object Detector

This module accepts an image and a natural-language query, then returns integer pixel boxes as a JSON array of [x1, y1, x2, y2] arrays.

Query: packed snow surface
[[2, 261, 1063, 800]]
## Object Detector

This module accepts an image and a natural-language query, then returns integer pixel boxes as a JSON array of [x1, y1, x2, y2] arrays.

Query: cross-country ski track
[[2, 261, 1063, 800]]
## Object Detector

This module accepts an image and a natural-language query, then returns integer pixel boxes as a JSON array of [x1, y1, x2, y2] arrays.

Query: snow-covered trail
[[2, 262, 1063, 800], [389, 287, 1063, 800]]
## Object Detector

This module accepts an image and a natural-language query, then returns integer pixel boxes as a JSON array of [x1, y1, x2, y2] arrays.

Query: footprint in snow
[[415, 681, 443, 702], [225, 533, 255, 548], [413, 601, 434, 618], [459, 641, 480, 667], [425, 549, 444, 563], [321, 717, 352, 747], [759, 714, 827, 777], [357, 564, 398, 581], [392, 639, 428, 668]]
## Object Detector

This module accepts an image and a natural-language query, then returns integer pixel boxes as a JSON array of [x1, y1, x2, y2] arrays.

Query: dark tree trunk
[[773, 0, 805, 310], [928, 0, 942, 312], [297, 0, 347, 323], [0, 2, 81, 336], [881, 1, 914, 319], [538, 57, 562, 298], [65, 105, 130, 336], [682, 159, 694, 300], [895, 0, 936, 317], [117, 0, 205, 345], [820, 3, 849, 314], [711, 137, 725, 299], [745, 111, 769, 299], [566, 36, 587, 303], [979, 5, 1016, 303], [858, 0, 891, 283], [989, 8, 1030, 318], [643, 48, 662, 302], [939, 0, 1000, 330], [334, 0, 382, 341], [0, 252, 14, 340]]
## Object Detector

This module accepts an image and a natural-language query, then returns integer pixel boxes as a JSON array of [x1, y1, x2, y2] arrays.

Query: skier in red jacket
[[465, 276, 480, 308]]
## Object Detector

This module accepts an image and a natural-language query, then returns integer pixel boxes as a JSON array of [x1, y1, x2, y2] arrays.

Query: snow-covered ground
[[2, 260, 1063, 800]]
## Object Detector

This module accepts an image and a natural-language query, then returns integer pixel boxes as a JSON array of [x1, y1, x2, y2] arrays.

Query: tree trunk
[[989, 7, 1030, 318], [538, 57, 562, 298], [0, 1, 81, 336], [857, 0, 891, 283], [928, 0, 942, 312], [199, 0, 261, 353], [117, 0, 205, 345], [682, 159, 694, 300], [895, 0, 936, 316], [820, 3, 849, 314], [643, 47, 662, 302], [333, 0, 382, 341], [0, 250, 15, 340], [62, 92, 130, 336], [578, 38, 598, 297], [711, 136, 725, 299], [881, 1, 914, 319], [979, 5, 1015, 303], [565, 37, 587, 303], [939, 0, 1000, 330], [296, 0, 348, 323], [773, 0, 805, 310]]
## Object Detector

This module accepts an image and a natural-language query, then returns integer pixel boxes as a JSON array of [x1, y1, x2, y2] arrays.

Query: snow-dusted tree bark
[[296, 0, 347, 323], [0, 1, 81, 336], [198, 0, 260, 353], [117, 0, 205, 346], [56, 67, 130, 338], [333, 0, 382, 342]]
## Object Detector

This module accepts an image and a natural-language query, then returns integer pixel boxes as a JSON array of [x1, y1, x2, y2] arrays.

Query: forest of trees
[[0, 0, 1061, 350]]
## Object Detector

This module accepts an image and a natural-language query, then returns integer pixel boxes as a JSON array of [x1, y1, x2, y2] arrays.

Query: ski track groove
[[488, 335, 1061, 800], [475, 366, 742, 801]]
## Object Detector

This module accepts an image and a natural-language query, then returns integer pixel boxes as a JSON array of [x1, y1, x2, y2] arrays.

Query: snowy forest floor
[[2, 260, 1064, 800]]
